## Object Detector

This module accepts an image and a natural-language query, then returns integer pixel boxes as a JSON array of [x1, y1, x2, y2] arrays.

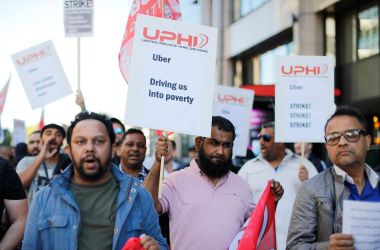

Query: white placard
[[213, 86, 254, 157], [12, 119, 26, 146], [11, 40, 73, 109], [275, 56, 335, 142], [343, 200, 380, 249], [64, 0, 94, 37], [125, 15, 218, 137]]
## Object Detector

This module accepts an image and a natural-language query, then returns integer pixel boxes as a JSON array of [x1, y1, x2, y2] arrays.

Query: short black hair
[[324, 105, 368, 133], [261, 121, 275, 129], [121, 128, 146, 143], [67, 111, 115, 146], [211, 116, 236, 140], [110, 117, 125, 131], [41, 124, 66, 139]]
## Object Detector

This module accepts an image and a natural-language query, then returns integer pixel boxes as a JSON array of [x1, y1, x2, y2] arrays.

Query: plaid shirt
[[119, 165, 149, 183]]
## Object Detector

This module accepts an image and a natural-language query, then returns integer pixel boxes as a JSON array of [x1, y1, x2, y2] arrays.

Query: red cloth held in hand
[[122, 237, 144, 250]]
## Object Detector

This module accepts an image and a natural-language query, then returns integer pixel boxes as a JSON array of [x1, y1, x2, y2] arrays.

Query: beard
[[75, 156, 109, 181], [197, 145, 232, 178]]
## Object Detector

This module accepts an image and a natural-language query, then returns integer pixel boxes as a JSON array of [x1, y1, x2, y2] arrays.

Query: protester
[[26, 131, 41, 156], [144, 116, 284, 250], [16, 124, 71, 204], [162, 140, 182, 176], [238, 121, 318, 249], [294, 142, 328, 172], [11, 143, 28, 169], [0, 158, 28, 250], [110, 117, 125, 165], [119, 128, 149, 183], [22, 111, 167, 250], [287, 106, 380, 249]]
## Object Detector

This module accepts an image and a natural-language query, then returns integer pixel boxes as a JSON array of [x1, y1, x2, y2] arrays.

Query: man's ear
[[194, 137, 204, 152]]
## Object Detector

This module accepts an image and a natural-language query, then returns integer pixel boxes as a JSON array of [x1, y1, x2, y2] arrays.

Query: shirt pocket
[[316, 197, 335, 217], [38, 215, 70, 249]]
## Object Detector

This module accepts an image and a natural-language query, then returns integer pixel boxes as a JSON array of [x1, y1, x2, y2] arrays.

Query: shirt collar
[[334, 164, 379, 188]]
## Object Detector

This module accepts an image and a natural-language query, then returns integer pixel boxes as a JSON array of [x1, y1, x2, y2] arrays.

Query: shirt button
[[73, 225, 77, 230], [114, 228, 118, 234], [128, 197, 132, 202], [131, 188, 136, 193]]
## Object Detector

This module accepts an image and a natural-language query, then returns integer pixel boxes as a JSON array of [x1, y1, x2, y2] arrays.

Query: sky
[[0, 0, 200, 133]]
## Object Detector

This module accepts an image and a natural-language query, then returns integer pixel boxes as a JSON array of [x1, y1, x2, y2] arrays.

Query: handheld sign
[[64, 0, 94, 37], [12, 119, 26, 146], [11, 40, 73, 109], [213, 86, 254, 157], [125, 15, 217, 137], [275, 55, 335, 142]]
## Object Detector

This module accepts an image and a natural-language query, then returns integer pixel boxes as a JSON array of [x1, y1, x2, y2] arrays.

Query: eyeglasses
[[324, 129, 366, 146], [114, 128, 125, 135], [257, 134, 272, 142]]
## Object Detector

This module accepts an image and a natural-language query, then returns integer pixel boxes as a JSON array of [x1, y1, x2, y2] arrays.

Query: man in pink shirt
[[144, 116, 284, 249]]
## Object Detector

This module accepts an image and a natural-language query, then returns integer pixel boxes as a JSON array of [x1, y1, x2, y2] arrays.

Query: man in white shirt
[[238, 121, 318, 250]]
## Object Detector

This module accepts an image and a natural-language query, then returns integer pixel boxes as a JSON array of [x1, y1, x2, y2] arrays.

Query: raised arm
[[143, 136, 170, 214]]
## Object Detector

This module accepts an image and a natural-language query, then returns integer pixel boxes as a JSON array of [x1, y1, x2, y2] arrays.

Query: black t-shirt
[[0, 157, 26, 224]]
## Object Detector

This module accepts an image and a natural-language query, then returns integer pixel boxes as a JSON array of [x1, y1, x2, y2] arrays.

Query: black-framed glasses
[[257, 134, 272, 142], [324, 129, 366, 146]]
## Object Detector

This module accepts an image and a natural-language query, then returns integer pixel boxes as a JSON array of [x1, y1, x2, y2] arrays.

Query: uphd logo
[[218, 94, 248, 105], [16, 46, 52, 66], [143, 27, 208, 48], [281, 63, 328, 76]]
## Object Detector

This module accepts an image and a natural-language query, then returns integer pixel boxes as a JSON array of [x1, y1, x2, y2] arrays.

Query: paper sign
[[213, 86, 254, 157], [343, 200, 380, 249], [11, 40, 73, 109], [64, 0, 94, 37], [275, 56, 335, 142], [125, 15, 217, 137], [12, 119, 26, 146]]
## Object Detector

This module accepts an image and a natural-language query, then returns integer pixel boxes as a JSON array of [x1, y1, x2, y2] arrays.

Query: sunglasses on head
[[114, 127, 125, 135], [257, 134, 272, 142]]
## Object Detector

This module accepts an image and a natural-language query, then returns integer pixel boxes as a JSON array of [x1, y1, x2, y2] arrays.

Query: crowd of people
[[0, 105, 378, 250]]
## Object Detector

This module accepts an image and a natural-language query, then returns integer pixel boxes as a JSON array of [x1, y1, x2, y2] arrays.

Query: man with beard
[[17, 124, 71, 204], [27, 131, 41, 156], [22, 111, 167, 250], [287, 106, 380, 249], [119, 128, 149, 183], [144, 116, 284, 250], [238, 121, 317, 250]]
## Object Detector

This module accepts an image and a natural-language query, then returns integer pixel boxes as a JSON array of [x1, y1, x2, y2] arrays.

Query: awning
[[240, 84, 341, 97]]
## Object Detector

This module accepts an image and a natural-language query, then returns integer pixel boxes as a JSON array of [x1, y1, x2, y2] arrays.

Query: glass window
[[325, 16, 336, 65], [234, 0, 269, 20], [358, 5, 379, 59]]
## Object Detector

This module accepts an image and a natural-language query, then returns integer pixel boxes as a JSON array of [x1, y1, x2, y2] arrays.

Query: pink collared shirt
[[159, 159, 254, 250]]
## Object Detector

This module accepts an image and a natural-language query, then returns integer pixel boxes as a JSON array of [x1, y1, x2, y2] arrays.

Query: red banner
[[119, 0, 181, 84], [235, 182, 277, 250]]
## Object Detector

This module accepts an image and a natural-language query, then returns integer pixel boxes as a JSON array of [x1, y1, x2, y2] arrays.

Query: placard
[[64, 0, 94, 37], [275, 56, 335, 142], [125, 15, 217, 137], [213, 86, 254, 156], [12, 40, 73, 109]]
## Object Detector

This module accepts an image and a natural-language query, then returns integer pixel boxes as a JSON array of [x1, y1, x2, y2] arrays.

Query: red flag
[[119, 0, 181, 84], [236, 182, 277, 250], [39, 109, 44, 130], [0, 75, 11, 115]]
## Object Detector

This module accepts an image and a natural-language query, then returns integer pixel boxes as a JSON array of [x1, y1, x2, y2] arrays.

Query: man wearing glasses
[[238, 121, 318, 250], [287, 106, 379, 249], [110, 117, 125, 165]]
